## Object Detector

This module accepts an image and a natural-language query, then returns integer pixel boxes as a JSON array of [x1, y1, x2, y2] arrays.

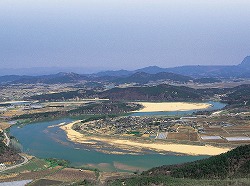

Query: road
[[3, 132, 10, 147], [0, 154, 29, 173]]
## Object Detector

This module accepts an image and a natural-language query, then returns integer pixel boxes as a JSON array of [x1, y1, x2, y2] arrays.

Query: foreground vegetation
[[0, 132, 23, 165], [143, 145, 250, 179], [108, 176, 250, 186], [1, 157, 97, 185], [108, 145, 250, 186], [3, 158, 49, 174], [1, 144, 249, 185]]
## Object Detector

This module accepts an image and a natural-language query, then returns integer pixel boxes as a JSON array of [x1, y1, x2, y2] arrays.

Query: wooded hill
[[143, 145, 250, 179], [113, 72, 193, 84], [98, 84, 208, 101], [12, 102, 141, 121], [26, 84, 209, 102], [0, 133, 23, 164], [26, 84, 250, 107], [222, 84, 250, 107], [27, 89, 96, 102]]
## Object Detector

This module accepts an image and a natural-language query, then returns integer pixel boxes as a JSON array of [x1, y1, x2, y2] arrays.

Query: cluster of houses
[[78, 114, 250, 144]]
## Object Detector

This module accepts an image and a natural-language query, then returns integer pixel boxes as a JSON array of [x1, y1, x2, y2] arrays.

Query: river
[[10, 101, 226, 172]]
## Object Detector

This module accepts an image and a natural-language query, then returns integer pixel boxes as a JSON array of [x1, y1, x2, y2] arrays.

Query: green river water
[[10, 101, 226, 172]]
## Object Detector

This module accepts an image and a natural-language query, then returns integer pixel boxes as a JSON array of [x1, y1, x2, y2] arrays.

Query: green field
[[3, 158, 49, 174]]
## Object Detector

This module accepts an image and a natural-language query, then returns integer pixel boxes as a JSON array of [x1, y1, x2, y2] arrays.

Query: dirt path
[[3, 132, 10, 147], [0, 154, 29, 173]]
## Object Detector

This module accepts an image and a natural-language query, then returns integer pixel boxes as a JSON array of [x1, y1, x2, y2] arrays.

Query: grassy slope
[[143, 145, 250, 179], [108, 176, 250, 186], [108, 145, 250, 186]]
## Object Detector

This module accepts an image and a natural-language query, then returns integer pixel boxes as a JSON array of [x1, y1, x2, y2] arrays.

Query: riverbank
[[132, 102, 212, 112], [60, 121, 230, 156]]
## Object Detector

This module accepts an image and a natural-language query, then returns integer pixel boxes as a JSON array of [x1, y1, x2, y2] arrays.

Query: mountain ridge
[[96, 56, 250, 78], [113, 71, 193, 84], [238, 56, 250, 69], [0, 56, 250, 83]]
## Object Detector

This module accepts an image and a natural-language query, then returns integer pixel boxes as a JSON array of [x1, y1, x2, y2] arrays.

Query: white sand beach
[[60, 121, 230, 156], [133, 102, 211, 112]]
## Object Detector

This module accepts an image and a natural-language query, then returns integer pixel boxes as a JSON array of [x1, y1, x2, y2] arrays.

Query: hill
[[238, 56, 250, 69], [96, 56, 250, 78], [114, 72, 193, 84], [95, 69, 132, 77], [1, 56, 250, 84], [0, 71, 192, 85], [12, 72, 88, 84], [193, 77, 222, 83], [222, 84, 250, 107], [27, 89, 96, 101], [27, 84, 206, 102], [143, 145, 250, 179], [0, 72, 89, 84], [107, 145, 250, 186], [98, 84, 207, 101], [0, 133, 23, 165], [135, 66, 168, 74], [0, 75, 30, 84]]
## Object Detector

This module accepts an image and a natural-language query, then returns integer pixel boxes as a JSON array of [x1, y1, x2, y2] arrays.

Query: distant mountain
[[98, 84, 207, 101], [166, 65, 230, 77], [0, 71, 195, 85], [95, 56, 250, 78], [135, 66, 168, 74], [93, 66, 171, 77], [143, 145, 250, 179], [11, 72, 88, 84], [238, 56, 250, 69], [0, 75, 29, 84], [95, 69, 132, 77], [1, 56, 250, 84], [237, 59, 250, 77], [95, 64, 248, 79], [0, 66, 99, 76], [114, 72, 193, 84]]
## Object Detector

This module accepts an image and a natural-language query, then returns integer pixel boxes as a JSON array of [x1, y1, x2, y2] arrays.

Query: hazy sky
[[1, 0, 250, 72]]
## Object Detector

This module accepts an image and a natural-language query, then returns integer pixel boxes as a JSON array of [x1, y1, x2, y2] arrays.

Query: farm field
[[45, 168, 96, 182], [3, 158, 49, 174], [0, 158, 97, 185]]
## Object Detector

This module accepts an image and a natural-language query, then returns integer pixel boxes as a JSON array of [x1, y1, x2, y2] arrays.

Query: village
[[76, 113, 250, 145]]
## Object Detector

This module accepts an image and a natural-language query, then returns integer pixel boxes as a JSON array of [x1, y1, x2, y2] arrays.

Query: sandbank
[[113, 162, 145, 172], [133, 102, 211, 112], [60, 121, 230, 156], [48, 122, 66, 128]]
